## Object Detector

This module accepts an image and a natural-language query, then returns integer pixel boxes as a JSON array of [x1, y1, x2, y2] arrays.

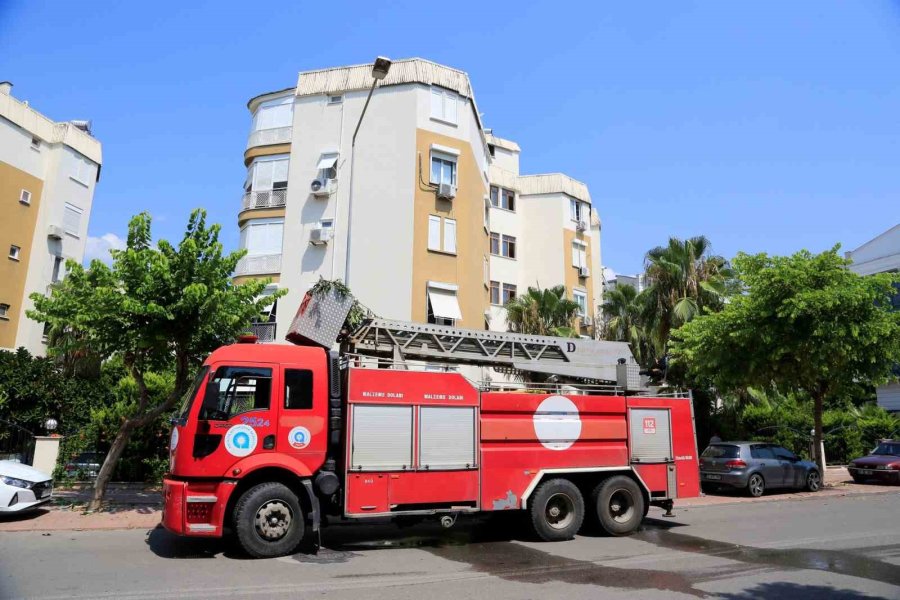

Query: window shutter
[[63, 203, 82, 235], [445, 91, 458, 123], [428, 216, 441, 251], [444, 219, 457, 253], [272, 159, 289, 184], [431, 88, 443, 119]]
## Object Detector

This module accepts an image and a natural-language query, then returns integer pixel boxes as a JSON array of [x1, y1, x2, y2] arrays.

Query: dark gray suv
[[700, 442, 821, 497]]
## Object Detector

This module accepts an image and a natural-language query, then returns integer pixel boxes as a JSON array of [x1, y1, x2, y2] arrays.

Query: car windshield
[[177, 366, 210, 420], [871, 442, 900, 456], [701, 444, 740, 459]]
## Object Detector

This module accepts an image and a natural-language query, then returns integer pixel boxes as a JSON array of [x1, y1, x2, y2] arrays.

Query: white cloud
[[83, 233, 126, 265]]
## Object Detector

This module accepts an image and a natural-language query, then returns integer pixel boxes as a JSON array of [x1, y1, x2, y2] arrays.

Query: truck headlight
[[1, 476, 31, 489]]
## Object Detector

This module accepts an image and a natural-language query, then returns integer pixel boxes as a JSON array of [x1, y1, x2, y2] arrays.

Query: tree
[[504, 285, 581, 337], [28, 210, 285, 510], [671, 247, 900, 474], [641, 236, 732, 361], [599, 284, 650, 366]]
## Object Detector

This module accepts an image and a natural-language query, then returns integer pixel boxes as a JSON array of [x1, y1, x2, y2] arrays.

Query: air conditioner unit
[[576, 220, 587, 232], [310, 178, 336, 197], [578, 266, 590, 278], [582, 315, 593, 326], [47, 224, 64, 240], [437, 183, 456, 200], [309, 227, 333, 245]]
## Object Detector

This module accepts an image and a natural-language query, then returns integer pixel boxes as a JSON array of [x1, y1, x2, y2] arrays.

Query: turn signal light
[[725, 460, 747, 469]]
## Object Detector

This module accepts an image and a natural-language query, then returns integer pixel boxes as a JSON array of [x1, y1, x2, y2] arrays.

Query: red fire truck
[[163, 296, 700, 558]]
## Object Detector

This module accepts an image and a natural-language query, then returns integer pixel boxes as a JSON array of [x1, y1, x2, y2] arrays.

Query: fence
[[0, 418, 35, 464]]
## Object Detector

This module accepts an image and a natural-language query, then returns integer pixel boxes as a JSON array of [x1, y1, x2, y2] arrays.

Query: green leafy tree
[[28, 210, 285, 510], [671, 247, 900, 474], [504, 285, 581, 337], [599, 284, 650, 366]]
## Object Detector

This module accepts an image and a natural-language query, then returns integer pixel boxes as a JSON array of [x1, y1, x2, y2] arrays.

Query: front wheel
[[529, 478, 585, 541], [592, 476, 645, 536], [805, 470, 821, 492], [234, 482, 305, 558], [747, 473, 765, 498]]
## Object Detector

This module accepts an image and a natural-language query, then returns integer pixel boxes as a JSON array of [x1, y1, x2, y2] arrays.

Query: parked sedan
[[700, 442, 821, 497], [63, 451, 104, 479], [847, 440, 900, 484], [0, 460, 53, 513]]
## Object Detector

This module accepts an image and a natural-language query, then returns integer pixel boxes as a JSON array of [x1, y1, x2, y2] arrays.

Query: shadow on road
[[718, 582, 895, 600], [0, 508, 49, 522]]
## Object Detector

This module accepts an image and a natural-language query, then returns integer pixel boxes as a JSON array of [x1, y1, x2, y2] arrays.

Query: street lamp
[[344, 56, 392, 286]]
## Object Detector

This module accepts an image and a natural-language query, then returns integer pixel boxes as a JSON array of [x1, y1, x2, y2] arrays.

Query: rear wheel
[[747, 473, 765, 498], [529, 478, 585, 541], [805, 470, 821, 492], [234, 482, 305, 558], [592, 476, 645, 536]]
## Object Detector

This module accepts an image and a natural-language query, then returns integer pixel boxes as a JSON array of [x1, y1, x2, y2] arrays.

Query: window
[[750, 445, 775, 460], [572, 240, 587, 268], [0, 303, 9, 319], [30, 136, 40, 151], [772, 447, 797, 461], [483, 256, 489, 287], [430, 87, 458, 124], [489, 186, 515, 211], [51, 256, 64, 283], [700, 445, 740, 459], [427, 215, 456, 253], [502, 283, 517, 304], [490, 232, 500, 255], [251, 96, 293, 132], [430, 153, 457, 186], [63, 203, 83, 237], [19, 189, 31, 205], [199, 366, 272, 420], [501, 234, 516, 259], [69, 154, 94, 185], [248, 156, 290, 191], [488, 144, 495, 158], [8, 245, 19, 261], [427, 283, 462, 326], [570, 198, 585, 222], [327, 95, 343, 105], [490, 280, 500, 305], [483, 196, 490, 230], [315, 154, 338, 181], [284, 369, 314, 410], [573, 290, 587, 317], [319, 219, 333, 230], [239, 218, 284, 256]]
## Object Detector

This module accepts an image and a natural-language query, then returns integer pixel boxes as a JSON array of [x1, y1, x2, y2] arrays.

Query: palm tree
[[640, 236, 731, 357], [504, 285, 580, 337], [599, 284, 649, 365]]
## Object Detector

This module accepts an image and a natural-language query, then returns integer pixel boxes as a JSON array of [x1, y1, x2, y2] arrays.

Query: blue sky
[[1, 1, 898, 275]]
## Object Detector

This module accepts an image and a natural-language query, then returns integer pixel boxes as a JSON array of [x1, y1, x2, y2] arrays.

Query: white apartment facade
[[0, 82, 102, 355], [235, 59, 601, 342]]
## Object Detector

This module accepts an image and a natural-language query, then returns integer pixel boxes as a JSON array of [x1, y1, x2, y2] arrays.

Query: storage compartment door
[[419, 407, 477, 470], [350, 405, 413, 471], [629, 408, 672, 463]]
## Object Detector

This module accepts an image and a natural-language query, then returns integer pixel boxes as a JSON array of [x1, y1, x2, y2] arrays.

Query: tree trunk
[[87, 419, 134, 511], [813, 393, 825, 475]]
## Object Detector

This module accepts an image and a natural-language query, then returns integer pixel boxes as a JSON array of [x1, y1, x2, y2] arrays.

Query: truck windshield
[[177, 366, 210, 420]]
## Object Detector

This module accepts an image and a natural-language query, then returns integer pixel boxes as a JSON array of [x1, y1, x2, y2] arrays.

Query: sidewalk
[[0, 468, 895, 533]]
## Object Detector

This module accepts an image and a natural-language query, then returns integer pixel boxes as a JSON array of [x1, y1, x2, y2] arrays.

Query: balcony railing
[[242, 189, 287, 211], [249, 322, 277, 343], [247, 126, 292, 149], [235, 253, 282, 276]]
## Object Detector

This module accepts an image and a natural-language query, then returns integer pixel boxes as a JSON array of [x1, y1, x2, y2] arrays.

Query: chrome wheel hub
[[255, 500, 293, 541], [545, 493, 575, 530]]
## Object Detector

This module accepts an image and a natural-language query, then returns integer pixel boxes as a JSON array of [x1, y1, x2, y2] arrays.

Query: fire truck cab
[[163, 333, 700, 558]]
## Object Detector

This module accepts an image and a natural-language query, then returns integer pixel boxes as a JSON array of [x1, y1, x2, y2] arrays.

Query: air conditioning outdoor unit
[[578, 266, 590, 278], [437, 183, 456, 200], [310, 178, 336, 198], [47, 224, 64, 240], [309, 227, 333, 245], [576, 220, 587, 232], [582, 315, 593, 326]]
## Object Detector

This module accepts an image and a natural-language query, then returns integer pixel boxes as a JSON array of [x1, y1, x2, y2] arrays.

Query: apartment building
[[0, 82, 102, 354], [235, 58, 600, 342]]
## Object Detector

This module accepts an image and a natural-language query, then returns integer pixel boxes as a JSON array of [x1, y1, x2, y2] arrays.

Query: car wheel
[[805, 470, 821, 492], [529, 478, 585, 542], [234, 482, 305, 558], [747, 473, 765, 498], [592, 475, 645, 537]]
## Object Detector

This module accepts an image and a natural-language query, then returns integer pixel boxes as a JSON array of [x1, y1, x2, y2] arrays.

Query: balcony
[[249, 322, 277, 343], [242, 189, 287, 211], [247, 126, 292, 149], [235, 253, 282, 276]]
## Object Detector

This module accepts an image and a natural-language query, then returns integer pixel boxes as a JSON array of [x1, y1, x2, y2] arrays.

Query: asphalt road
[[1, 492, 898, 600]]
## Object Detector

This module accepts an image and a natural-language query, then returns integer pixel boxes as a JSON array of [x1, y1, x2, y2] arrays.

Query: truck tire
[[233, 482, 305, 558], [529, 478, 585, 541], [591, 475, 645, 536]]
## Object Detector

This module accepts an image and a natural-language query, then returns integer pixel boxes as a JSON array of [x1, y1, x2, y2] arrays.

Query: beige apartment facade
[[0, 82, 102, 354], [234, 59, 600, 342]]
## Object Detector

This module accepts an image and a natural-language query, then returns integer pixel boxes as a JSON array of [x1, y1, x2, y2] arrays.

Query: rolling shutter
[[629, 408, 672, 463], [419, 407, 476, 470], [351, 405, 412, 470]]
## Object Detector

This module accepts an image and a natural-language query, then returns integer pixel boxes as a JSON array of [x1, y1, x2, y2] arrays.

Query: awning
[[427, 287, 462, 320], [316, 155, 338, 170]]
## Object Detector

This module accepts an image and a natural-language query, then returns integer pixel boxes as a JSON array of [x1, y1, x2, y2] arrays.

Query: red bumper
[[162, 477, 237, 537]]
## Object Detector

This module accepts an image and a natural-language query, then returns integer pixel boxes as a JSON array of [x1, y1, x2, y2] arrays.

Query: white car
[[0, 460, 53, 513]]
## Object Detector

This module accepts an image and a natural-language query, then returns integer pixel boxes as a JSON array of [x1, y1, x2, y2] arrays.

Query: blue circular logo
[[224, 425, 257, 457], [288, 426, 311, 450]]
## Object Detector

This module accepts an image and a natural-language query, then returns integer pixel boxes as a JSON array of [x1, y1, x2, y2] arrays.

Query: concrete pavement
[[1, 489, 898, 599]]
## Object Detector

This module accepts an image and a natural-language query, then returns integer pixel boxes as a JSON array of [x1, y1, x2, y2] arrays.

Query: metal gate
[[0, 418, 35, 464], [629, 408, 672, 463]]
